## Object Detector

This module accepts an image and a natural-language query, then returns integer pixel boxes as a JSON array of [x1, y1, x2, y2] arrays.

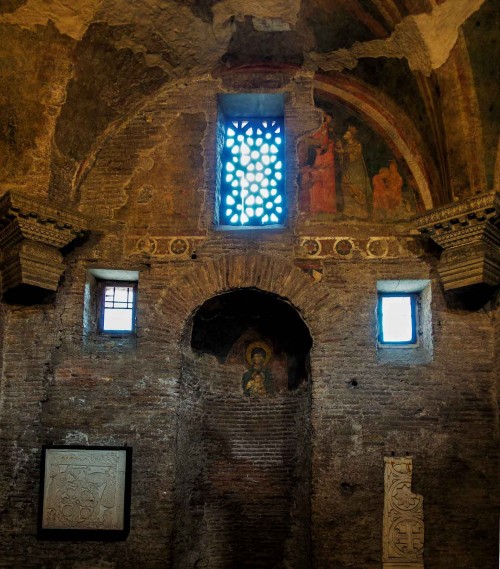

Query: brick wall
[[0, 70, 498, 568], [173, 353, 311, 568]]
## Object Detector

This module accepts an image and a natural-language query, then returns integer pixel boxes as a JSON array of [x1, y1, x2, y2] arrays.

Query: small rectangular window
[[98, 281, 137, 334], [376, 280, 432, 364], [378, 294, 417, 344]]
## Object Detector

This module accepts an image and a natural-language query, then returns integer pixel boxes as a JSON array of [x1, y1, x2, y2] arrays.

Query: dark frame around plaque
[[37, 445, 132, 541]]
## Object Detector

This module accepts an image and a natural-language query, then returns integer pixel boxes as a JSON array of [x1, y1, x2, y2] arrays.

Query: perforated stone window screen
[[220, 117, 285, 226]]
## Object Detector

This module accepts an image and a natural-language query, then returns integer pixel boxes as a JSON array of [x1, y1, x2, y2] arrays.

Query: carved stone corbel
[[414, 192, 500, 291], [383, 457, 424, 569], [0, 191, 89, 293]]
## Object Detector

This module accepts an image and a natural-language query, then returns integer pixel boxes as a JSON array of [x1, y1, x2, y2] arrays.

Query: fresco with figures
[[298, 102, 423, 222], [241, 341, 274, 397]]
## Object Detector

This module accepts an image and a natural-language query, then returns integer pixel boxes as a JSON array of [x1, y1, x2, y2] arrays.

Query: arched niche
[[172, 288, 313, 569], [191, 288, 312, 392]]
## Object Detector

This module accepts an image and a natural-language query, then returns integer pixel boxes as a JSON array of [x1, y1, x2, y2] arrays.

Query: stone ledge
[[0, 191, 89, 294], [414, 192, 500, 290]]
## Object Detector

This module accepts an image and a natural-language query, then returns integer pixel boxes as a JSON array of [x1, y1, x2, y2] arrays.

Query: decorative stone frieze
[[383, 457, 424, 569], [415, 192, 500, 290], [0, 191, 89, 293], [125, 235, 207, 259], [295, 235, 425, 260]]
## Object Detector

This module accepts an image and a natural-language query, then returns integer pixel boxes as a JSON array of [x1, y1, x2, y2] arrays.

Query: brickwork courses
[[0, 68, 498, 569]]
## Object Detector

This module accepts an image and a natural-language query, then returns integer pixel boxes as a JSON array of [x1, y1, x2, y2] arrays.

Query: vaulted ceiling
[[0, 0, 498, 208]]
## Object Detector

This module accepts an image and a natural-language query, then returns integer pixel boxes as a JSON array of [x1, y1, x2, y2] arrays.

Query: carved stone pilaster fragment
[[415, 192, 500, 290], [383, 457, 424, 569], [0, 191, 89, 293]]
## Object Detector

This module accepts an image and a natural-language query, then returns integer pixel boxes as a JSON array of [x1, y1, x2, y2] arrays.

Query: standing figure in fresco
[[242, 341, 273, 397], [372, 159, 404, 219], [301, 113, 337, 214], [337, 124, 372, 218]]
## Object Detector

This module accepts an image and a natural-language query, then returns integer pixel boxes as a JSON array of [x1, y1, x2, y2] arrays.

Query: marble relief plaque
[[38, 446, 132, 540]]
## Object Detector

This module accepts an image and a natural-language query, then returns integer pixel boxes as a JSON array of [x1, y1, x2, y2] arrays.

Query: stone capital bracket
[[414, 192, 500, 291], [0, 191, 89, 293]]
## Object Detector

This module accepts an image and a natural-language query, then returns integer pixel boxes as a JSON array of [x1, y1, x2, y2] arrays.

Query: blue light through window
[[220, 118, 285, 226]]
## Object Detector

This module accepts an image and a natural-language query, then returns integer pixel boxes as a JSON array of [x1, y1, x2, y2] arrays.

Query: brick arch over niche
[[165, 255, 322, 569], [156, 254, 333, 346]]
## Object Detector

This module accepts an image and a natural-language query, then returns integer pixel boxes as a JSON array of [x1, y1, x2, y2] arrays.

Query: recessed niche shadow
[[191, 288, 312, 391], [3, 284, 56, 305], [172, 288, 313, 569]]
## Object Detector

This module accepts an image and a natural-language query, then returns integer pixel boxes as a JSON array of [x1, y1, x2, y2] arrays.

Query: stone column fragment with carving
[[383, 457, 424, 569]]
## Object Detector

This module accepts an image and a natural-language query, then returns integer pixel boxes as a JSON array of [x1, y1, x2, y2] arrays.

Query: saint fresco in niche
[[242, 341, 273, 397], [298, 105, 421, 222]]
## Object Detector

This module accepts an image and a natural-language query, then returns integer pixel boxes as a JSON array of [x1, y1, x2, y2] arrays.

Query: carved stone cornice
[[0, 191, 89, 293], [414, 193, 500, 290], [383, 457, 424, 569]]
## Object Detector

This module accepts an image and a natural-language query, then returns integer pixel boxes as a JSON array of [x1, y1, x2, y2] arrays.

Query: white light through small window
[[103, 308, 133, 331], [380, 296, 414, 343], [102, 285, 135, 332]]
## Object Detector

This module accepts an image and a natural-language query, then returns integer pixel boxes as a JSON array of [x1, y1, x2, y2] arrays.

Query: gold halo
[[245, 341, 272, 367]]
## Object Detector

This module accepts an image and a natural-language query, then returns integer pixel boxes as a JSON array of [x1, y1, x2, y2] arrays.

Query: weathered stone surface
[[306, 0, 486, 76], [383, 457, 424, 569], [415, 192, 500, 290], [0, 22, 74, 198], [0, 191, 88, 292]]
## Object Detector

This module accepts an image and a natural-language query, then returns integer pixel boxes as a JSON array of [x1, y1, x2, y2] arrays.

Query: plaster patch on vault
[[0, 0, 104, 40], [212, 0, 300, 39], [306, 0, 486, 76]]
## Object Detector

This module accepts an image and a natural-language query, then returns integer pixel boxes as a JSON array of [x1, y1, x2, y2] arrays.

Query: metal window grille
[[99, 284, 136, 333], [104, 286, 134, 310]]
